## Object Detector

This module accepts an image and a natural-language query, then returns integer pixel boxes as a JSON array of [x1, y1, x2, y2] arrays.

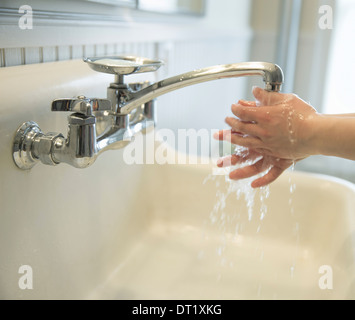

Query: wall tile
[[42, 46, 57, 63], [71, 45, 84, 60], [3, 48, 23, 67], [106, 43, 116, 55], [24, 47, 41, 65], [83, 44, 95, 58], [94, 44, 106, 56], [57, 46, 71, 61]]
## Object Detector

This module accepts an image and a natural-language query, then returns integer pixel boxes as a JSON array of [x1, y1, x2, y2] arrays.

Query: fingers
[[231, 104, 261, 123], [231, 103, 277, 125], [238, 99, 258, 107], [217, 154, 242, 167], [217, 149, 262, 168], [229, 158, 268, 180], [225, 117, 265, 139], [252, 87, 287, 106], [228, 156, 293, 188], [228, 133, 262, 149], [250, 165, 287, 188], [213, 129, 237, 141], [230, 88, 287, 123], [214, 129, 263, 149], [231, 88, 289, 123]]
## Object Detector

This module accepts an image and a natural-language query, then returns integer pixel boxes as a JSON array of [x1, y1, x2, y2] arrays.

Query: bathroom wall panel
[[24, 47, 42, 65], [42, 46, 57, 63], [3, 48, 23, 67], [0, 42, 160, 68]]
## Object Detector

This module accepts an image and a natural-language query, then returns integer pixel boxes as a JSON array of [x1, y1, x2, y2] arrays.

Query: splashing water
[[201, 92, 303, 295], [204, 146, 271, 225], [288, 161, 297, 213], [288, 161, 300, 279], [203, 146, 300, 296], [287, 107, 297, 145], [203, 146, 272, 272]]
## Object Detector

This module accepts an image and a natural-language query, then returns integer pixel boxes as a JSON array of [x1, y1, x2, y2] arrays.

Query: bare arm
[[311, 114, 355, 161]]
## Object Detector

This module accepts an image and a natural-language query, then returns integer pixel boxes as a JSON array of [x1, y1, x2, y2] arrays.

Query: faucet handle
[[51, 96, 112, 116]]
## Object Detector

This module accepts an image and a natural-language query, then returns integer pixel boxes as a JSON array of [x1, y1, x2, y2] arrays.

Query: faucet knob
[[51, 96, 112, 116]]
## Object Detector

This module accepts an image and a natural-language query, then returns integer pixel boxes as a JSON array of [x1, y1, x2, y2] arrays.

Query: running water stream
[[200, 91, 304, 297], [202, 151, 300, 297], [203, 148, 271, 261]]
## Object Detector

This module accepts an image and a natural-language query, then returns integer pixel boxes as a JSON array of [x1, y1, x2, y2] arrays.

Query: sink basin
[[5, 60, 354, 300], [88, 163, 355, 300]]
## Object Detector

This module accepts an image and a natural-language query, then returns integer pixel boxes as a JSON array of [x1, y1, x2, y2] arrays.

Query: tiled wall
[[0, 42, 158, 67]]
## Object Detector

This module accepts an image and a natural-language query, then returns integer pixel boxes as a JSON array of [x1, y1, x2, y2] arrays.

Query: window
[[323, 0, 355, 114]]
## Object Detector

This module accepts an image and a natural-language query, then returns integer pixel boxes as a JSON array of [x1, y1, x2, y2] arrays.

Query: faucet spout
[[120, 62, 283, 114]]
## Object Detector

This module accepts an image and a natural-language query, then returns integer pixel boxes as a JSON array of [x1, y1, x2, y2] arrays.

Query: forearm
[[310, 114, 355, 160]]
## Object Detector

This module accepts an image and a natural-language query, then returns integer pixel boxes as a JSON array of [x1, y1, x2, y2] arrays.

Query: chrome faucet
[[12, 56, 284, 170]]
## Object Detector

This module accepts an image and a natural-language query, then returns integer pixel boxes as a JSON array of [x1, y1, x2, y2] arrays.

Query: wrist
[[307, 114, 338, 156], [298, 113, 326, 156], [307, 114, 355, 159]]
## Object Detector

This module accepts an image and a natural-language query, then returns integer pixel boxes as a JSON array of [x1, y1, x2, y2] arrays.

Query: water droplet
[[290, 266, 295, 278], [290, 183, 296, 193]]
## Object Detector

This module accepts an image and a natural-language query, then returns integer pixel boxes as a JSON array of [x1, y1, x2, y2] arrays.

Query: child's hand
[[216, 149, 302, 188], [215, 87, 318, 160]]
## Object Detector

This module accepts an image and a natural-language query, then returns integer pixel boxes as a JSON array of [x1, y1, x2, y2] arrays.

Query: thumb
[[253, 86, 286, 106]]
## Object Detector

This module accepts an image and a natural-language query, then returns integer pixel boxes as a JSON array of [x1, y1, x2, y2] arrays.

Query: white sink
[[88, 163, 355, 300]]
